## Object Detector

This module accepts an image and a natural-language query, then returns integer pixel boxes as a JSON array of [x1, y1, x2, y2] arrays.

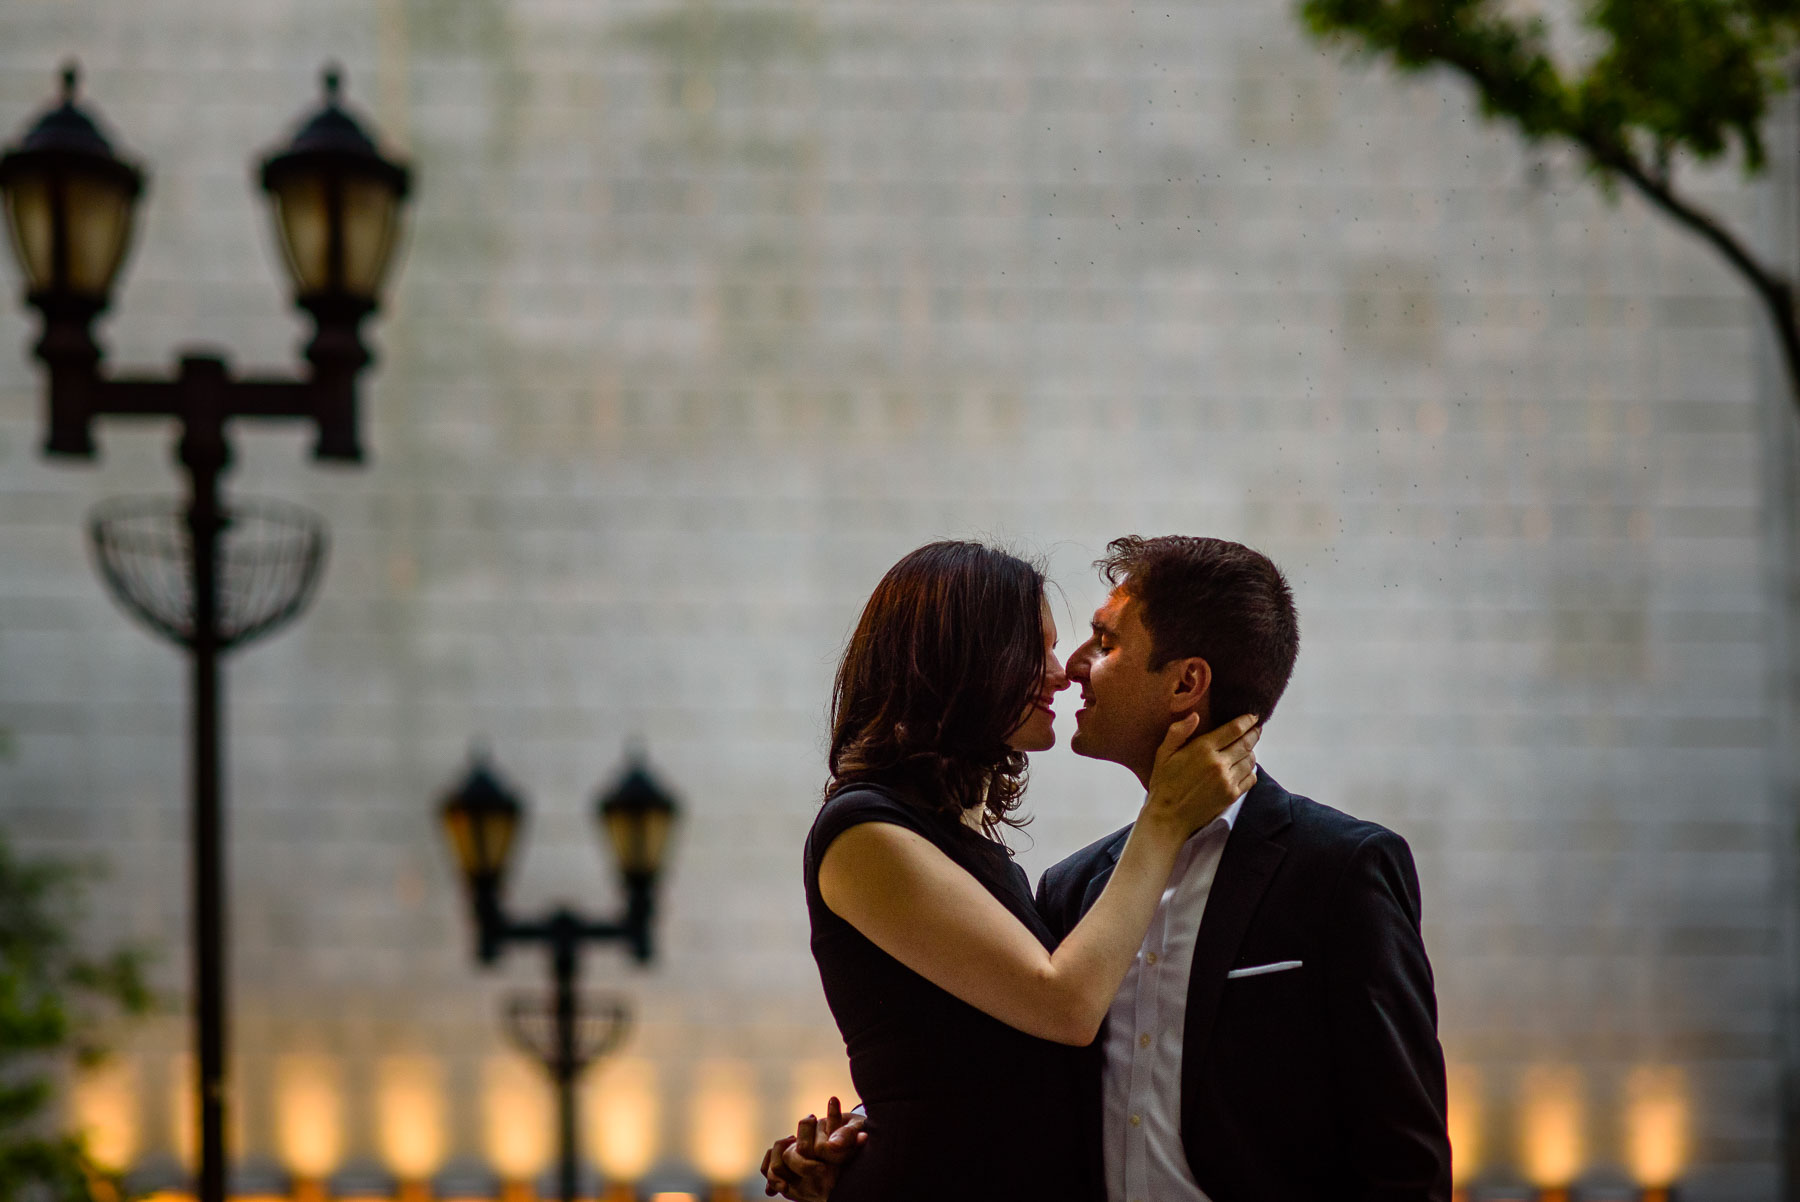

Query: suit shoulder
[[1269, 790, 1428, 928], [1282, 790, 1412, 860]]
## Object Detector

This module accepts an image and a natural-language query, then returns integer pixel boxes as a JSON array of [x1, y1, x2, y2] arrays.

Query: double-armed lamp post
[[0, 65, 412, 1202], [440, 753, 680, 1202]]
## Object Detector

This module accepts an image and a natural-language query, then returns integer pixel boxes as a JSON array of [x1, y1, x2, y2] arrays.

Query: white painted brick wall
[[0, 0, 1786, 1195]]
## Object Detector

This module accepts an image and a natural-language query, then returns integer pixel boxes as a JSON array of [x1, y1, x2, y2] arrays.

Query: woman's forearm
[[1034, 813, 1184, 1044]]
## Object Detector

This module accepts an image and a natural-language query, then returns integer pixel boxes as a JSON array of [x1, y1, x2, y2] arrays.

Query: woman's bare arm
[[818, 713, 1258, 1045]]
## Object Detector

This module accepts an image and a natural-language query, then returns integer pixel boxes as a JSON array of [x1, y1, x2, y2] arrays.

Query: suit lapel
[[1180, 773, 1291, 1115], [1080, 831, 1128, 918]]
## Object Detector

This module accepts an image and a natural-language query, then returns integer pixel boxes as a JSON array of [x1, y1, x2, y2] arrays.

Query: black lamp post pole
[[551, 913, 583, 1202], [490, 905, 645, 1202], [2, 65, 410, 1202], [442, 753, 675, 1202], [182, 367, 229, 1202], [59, 356, 368, 1202]]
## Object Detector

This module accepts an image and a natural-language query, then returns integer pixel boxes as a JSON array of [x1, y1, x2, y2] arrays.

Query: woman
[[793, 541, 1259, 1201]]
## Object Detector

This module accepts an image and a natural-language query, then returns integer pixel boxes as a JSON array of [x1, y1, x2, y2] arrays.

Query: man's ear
[[1167, 656, 1212, 719]]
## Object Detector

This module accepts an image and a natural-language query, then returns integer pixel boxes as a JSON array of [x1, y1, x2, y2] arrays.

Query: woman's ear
[[1168, 656, 1212, 718]]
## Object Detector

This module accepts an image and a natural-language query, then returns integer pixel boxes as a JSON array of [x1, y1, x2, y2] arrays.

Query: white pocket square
[[1226, 959, 1303, 979]]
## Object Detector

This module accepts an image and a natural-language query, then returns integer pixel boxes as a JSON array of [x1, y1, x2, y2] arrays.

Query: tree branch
[[1584, 132, 1800, 400], [1411, 33, 1800, 419]]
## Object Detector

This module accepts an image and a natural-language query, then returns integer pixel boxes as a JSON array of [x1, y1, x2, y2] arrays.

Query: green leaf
[[1299, 0, 1800, 178], [0, 831, 154, 1198]]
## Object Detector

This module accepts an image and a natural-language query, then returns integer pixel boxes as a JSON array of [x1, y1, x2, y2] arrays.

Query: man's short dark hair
[[1097, 535, 1299, 725]]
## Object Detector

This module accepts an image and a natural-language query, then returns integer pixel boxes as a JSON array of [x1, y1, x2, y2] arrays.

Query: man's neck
[[1122, 710, 1214, 790]]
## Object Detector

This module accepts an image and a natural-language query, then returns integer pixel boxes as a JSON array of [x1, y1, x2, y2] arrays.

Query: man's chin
[[1070, 725, 1142, 776]]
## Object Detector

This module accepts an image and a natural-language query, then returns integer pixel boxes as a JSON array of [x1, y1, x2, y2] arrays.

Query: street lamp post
[[440, 753, 680, 1202], [0, 64, 413, 1202]]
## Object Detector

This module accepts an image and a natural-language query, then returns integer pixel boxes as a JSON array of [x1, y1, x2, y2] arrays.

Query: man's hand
[[759, 1096, 866, 1201]]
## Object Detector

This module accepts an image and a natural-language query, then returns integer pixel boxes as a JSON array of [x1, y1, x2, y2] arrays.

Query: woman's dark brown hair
[[827, 540, 1048, 834]]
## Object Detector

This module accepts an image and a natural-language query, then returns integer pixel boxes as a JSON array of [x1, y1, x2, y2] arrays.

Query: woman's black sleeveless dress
[[803, 782, 1098, 1202]]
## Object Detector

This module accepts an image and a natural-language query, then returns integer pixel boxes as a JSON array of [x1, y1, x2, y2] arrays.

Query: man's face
[[1066, 588, 1199, 786]]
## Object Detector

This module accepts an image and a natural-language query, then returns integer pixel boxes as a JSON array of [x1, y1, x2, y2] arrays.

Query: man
[[764, 535, 1451, 1202]]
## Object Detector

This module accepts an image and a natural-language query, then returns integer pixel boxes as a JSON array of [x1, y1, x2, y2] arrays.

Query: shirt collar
[[1171, 791, 1247, 862]]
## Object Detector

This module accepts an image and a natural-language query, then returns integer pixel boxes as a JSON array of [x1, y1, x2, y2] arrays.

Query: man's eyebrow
[[1090, 616, 1116, 637]]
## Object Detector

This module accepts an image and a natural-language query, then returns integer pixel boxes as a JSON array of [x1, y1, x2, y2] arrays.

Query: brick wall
[[0, 0, 1785, 1195]]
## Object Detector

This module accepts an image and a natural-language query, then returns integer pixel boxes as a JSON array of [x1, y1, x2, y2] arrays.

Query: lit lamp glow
[[378, 1056, 446, 1200], [277, 1054, 344, 1190], [0, 65, 142, 307], [1444, 1064, 1481, 1201], [690, 1061, 758, 1193], [1520, 1065, 1584, 1202], [1625, 1066, 1687, 1199], [597, 763, 678, 883], [171, 1054, 197, 1172], [485, 1054, 553, 1197], [589, 1057, 660, 1192], [257, 68, 409, 307], [71, 1058, 139, 1173]]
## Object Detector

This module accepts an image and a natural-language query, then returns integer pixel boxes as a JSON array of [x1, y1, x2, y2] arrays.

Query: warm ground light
[[75, 1058, 1688, 1194]]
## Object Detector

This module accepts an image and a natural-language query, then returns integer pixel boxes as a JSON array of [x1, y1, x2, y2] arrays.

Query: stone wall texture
[[0, 0, 1790, 1197]]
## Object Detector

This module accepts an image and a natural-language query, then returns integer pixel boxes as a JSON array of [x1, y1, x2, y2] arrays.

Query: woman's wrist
[[1132, 800, 1190, 847]]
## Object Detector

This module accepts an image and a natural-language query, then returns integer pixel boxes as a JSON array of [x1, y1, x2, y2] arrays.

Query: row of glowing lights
[[72, 1055, 827, 1187], [72, 1058, 1687, 1192]]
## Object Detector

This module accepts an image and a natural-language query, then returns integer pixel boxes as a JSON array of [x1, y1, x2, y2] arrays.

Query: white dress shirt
[[1101, 794, 1246, 1202]]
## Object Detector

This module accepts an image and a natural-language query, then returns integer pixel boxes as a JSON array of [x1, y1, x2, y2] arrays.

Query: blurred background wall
[[0, 0, 1789, 1197]]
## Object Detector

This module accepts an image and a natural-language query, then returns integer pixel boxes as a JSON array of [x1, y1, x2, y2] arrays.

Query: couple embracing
[[763, 536, 1451, 1202]]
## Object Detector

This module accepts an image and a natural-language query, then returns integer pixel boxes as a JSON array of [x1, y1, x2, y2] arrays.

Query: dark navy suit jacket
[[1034, 769, 1453, 1202]]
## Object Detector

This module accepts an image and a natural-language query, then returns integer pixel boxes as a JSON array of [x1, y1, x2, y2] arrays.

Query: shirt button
[[1130, 1113, 1142, 1127], [1138, 1033, 1151, 1049], [1145, 952, 1159, 965]]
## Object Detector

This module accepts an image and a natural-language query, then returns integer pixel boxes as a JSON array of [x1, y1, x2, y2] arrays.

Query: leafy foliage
[[1301, 0, 1800, 173], [1299, 0, 1800, 413], [0, 831, 152, 1202]]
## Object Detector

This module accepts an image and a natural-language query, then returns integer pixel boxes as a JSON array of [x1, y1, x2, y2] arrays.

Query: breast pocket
[[1214, 956, 1319, 1097], [1217, 956, 1314, 1039]]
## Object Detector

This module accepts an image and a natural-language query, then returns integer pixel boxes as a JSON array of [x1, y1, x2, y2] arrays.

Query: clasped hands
[[760, 1095, 865, 1201]]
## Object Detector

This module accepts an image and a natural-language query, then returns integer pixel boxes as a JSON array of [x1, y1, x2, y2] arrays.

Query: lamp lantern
[[441, 756, 526, 945], [254, 65, 411, 462], [596, 756, 680, 885], [437, 749, 679, 1202], [0, 64, 143, 306], [257, 66, 410, 308]]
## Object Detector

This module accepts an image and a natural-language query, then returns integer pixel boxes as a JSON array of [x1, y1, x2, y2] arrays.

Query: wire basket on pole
[[88, 497, 329, 652], [504, 992, 633, 1074]]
